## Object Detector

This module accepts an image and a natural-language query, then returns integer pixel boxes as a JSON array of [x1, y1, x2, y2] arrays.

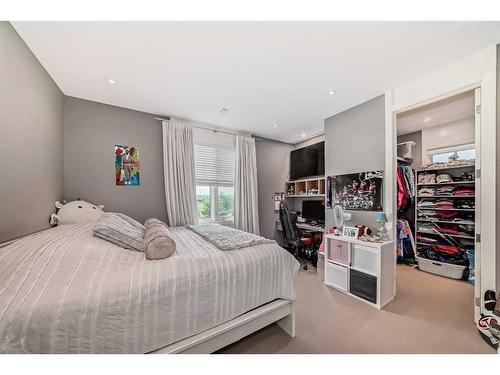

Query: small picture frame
[[342, 226, 359, 239]]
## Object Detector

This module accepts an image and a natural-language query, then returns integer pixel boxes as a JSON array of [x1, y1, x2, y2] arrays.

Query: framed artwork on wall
[[331, 170, 383, 211], [115, 145, 140, 186]]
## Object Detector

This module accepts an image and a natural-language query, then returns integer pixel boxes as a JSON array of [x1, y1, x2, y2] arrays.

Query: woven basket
[[415, 255, 467, 280]]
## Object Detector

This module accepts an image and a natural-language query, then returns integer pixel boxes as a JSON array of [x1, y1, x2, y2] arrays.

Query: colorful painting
[[115, 145, 140, 186]]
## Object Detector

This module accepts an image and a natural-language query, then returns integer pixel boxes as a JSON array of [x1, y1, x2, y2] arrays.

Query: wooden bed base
[[151, 299, 295, 354]]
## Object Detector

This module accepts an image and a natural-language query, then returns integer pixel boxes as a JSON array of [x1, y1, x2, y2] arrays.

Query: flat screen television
[[290, 141, 325, 180]]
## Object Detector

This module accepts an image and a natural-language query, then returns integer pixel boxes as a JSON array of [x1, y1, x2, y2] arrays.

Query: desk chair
[[278, 201, 310, 270]]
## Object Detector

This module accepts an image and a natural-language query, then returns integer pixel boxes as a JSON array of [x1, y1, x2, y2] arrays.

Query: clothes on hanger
[[397, 166, 415, 210], [397, 219, 415, 260]]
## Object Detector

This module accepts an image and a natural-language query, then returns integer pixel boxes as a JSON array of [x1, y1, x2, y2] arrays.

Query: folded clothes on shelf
[[435, 186, 455, 196], [435, 210, 458, 219], [418, 187, 435, 196], [435, 199, 454, 209], [417, 234, 438, 243], [454, 187, 475, 196], [417, 199, 435, 208], [451, 217, 475, 224]]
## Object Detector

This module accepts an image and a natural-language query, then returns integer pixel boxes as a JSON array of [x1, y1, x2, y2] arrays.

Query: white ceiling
[[12, 21, 500, 143], [396, 90, 475, 136]]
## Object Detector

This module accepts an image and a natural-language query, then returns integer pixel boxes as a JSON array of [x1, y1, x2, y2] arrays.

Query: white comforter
[[0, 222, 299, 353]]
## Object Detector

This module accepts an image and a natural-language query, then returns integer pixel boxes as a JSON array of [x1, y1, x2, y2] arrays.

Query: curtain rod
[[154, 117, 240, 137]]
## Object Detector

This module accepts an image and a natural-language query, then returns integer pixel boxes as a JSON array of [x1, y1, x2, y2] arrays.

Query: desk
[[275, 220, 324, 233]]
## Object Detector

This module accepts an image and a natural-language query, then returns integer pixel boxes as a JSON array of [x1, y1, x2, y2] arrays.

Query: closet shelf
[[417, 219, 475, 226], [417, 207, 475, 211], [417, 164, 475, 172], [417, 195, 475, 198], [416, 230, 474, 240], [416, 181, 475, 186]]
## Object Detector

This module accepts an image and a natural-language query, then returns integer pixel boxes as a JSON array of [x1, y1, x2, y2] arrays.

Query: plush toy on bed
[[50, 200, 105, 226]]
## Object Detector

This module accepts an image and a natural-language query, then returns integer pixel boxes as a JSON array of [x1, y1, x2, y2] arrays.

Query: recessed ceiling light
[[328, 90, 338, 96], [423, 117, 431, 123], [273, 123, 279, 128], [220, 107, 228, 114], [301, 132, 306, 138], [106, 78, 116, 85]]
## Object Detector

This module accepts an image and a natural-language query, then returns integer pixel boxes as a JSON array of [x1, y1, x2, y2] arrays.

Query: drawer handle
[[431, 262, 442, 267]]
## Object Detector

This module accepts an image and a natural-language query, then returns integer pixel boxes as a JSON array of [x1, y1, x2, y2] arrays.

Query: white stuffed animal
[[50, 200, 104, 226]]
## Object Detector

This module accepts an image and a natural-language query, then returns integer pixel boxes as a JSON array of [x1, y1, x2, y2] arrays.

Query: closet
[[396, 89, 478, 285]]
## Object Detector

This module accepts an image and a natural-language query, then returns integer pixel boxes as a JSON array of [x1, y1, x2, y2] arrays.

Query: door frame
[[386, 84, 483, 321]]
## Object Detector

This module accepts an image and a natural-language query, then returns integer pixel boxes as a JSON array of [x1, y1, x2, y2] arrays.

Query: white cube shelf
[[324, 235, 395, 309]]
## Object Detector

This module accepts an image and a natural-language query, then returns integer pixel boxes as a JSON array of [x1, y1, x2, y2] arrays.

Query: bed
[[0, 221, 299, 354]]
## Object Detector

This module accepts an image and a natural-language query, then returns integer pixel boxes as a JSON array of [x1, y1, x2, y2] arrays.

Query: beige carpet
[[218, 264, 495, 354]]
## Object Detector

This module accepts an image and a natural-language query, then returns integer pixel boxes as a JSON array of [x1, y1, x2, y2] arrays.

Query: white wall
[[386, 45, 497, 314], [421, 117, 475, 164]]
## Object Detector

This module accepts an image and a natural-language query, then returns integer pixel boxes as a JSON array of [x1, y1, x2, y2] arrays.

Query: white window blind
[[193, 128, 235, 186]]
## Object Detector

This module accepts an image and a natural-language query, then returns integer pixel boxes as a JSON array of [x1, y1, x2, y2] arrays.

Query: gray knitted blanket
[[187, 223, 275, 250]]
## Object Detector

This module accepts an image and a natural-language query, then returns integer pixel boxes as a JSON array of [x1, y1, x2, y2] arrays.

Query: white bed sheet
[[0, 222, 299, 353]]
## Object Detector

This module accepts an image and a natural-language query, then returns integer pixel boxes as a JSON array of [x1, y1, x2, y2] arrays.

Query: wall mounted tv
[[290, 141, 325, 180]]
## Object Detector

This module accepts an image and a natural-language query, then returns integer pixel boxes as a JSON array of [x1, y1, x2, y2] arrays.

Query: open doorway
[[395, 89, 480, 321]]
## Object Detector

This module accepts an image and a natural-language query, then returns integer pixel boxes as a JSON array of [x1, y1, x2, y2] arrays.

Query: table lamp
[[376, 212, 388, 240]]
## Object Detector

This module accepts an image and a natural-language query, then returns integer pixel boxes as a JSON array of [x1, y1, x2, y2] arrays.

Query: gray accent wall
[[255, 138, 292, 240], [63, 97, 167, 224], [324, 95, 386, 231], [0, 22, 64, 243]]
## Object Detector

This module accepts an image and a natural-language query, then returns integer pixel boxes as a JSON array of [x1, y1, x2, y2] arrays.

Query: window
[[429, 144, 475, 163], [193, 129, 235, 224]]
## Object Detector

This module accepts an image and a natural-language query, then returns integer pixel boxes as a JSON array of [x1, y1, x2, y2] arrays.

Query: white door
[[474, 87, 481, 322]]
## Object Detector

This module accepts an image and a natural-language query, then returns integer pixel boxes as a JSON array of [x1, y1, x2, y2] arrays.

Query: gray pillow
[[94, 213, 145, 251], [144, 218, 176, 260]]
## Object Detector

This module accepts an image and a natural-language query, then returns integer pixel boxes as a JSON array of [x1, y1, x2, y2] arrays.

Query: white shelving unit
[[415, 164, 476, 280], [323, 235, 395, 309]]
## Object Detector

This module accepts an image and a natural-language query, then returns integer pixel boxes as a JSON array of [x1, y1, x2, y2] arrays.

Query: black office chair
[[278, 201, 309, 270]]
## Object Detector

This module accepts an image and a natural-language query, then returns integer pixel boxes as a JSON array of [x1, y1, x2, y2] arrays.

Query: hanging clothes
[[397, 219, 416, 260], [397, 166, 415, 210]]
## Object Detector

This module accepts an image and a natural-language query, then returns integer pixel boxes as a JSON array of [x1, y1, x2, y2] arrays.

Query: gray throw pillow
[[94, 213, 145, 251], [144, 218, 176, 260]]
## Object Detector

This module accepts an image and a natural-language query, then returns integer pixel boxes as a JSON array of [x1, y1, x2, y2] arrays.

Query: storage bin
[[317, 252, 325, 281], [327, 238, 349, 266], [397, 141, 416, 160], [325, 262, 348, 291], [415, 255, 467, 280], [351, 244, 378, 275], [350, 269, 377, 304]]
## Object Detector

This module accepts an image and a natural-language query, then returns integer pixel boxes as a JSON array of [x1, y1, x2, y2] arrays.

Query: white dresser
[[323, 235, 395, 309]]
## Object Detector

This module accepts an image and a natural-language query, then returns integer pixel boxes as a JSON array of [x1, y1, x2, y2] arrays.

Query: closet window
[[429, 144, 475, 163], [193, 128, 236, 225]]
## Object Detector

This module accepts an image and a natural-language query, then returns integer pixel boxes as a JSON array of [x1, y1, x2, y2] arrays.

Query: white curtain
[[234, 136, 260, 234], [162, 118, 198, 226]]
